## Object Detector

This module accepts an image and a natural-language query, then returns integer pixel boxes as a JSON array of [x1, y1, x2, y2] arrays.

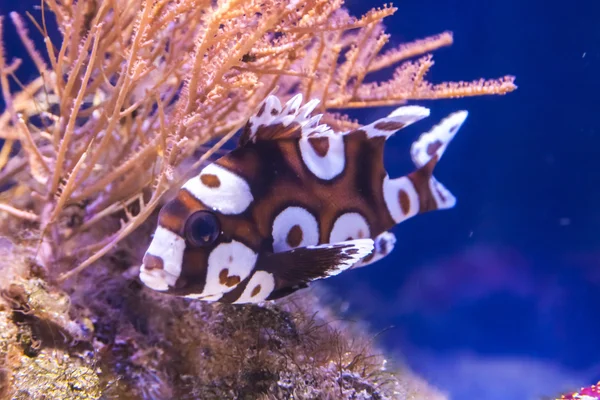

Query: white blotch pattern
[[234, 270, 276, 304], [298, 239, 374, 278], [139, 268, 170, 291], [320, 239, 375, 276], [272, 206, 319, 252], [360, 106, 430, 139], [329, 212, 370, 243], [411, 110, 468, 168], [183, 163, 253, 215], [382, 175, 419, 223], [184, 292, 223, 302], [352, 231, 397, 269], [247, 94, 334, 141], [298, 133, 345, 180], [184, 293, 204, 299], [429, 176, 457, 209], [139, 226, 186, 291], [202, 240, 258, 297]]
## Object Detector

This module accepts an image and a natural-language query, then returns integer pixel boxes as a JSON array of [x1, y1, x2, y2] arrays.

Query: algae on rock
[[0, 226, 447, 399]]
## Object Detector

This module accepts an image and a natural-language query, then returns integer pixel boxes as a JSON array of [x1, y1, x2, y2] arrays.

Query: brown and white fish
[[139, 94, 468, 303]]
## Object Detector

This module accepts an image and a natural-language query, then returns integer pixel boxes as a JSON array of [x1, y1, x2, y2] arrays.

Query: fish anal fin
[[352, 231, 396, 269], [258, 239, 374, 289]]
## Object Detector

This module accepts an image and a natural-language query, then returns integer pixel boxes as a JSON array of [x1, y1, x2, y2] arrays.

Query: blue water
[[327, 0, 600, 398]]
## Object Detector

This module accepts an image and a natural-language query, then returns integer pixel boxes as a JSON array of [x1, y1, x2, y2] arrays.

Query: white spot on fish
[[352, 231, 396, 269], [139, 226, 186, 290], [272, 206, 319, 252], [184, 292, 223, 302], [329, 212, 370, 243], [429, 176, 456, 209], [203, 240, 257, 297], [410, 110, 467, 168], [298, 133, 345, 180], [234, 270, 276, 304], [183, 163, 253, 215], [361, 106, 430, 139], [382, 175, 419, 223]]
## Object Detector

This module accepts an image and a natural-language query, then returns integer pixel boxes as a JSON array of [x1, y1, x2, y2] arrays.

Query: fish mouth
[[139, 264, 179, 291]]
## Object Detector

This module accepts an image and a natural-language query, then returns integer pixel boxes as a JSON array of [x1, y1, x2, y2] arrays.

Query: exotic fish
[[139, 94, 467, 303]]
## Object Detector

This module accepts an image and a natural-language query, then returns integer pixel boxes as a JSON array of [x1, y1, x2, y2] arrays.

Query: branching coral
[[556, 381, 600, 400], [0, 0, 515, 282]]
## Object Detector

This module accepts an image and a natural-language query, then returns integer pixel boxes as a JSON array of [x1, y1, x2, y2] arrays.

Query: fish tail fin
[[383, 111, 468, 223], [410, 110, 468, 168]]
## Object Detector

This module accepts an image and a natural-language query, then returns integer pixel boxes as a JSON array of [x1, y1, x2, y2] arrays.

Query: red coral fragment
[[560, 381, 600, 399]]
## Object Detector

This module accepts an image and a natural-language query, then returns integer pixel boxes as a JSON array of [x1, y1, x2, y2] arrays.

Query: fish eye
[[184, 211, 221, 247]]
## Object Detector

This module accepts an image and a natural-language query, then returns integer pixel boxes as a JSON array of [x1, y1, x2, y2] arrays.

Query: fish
[[139, 94, 468, 304]]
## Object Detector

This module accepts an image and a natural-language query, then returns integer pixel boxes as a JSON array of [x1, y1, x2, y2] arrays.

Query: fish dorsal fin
[[239, 94, 335, 146], [347, 105, 431, 140], [239, 95, 431, 146]]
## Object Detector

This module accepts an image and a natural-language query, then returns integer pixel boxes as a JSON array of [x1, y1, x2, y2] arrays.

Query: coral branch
[[9, 13, 49, 75], [369, 31, 454, 72], [50, 19, 103, 196], [0, 139, 14, 171], [0, 203, 39, 222], [16, 117, 50, 184]]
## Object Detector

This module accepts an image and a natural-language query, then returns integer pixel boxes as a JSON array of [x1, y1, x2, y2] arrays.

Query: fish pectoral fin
[[266, 283, 310, 301], [258, 239, 374, 290], [351, 231, 397, 269]]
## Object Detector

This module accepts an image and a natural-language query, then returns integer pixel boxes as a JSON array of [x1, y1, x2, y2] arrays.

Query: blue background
[[0, 0, 598, 399], [328, 1, 600, 399]]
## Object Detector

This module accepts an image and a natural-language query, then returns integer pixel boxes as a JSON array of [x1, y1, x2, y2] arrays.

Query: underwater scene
[[0, 0, 596, 399]]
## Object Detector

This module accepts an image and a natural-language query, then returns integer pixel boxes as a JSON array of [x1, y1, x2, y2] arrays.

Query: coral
[[554, 381, 600, 399], [0, 0, 516, 398]]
